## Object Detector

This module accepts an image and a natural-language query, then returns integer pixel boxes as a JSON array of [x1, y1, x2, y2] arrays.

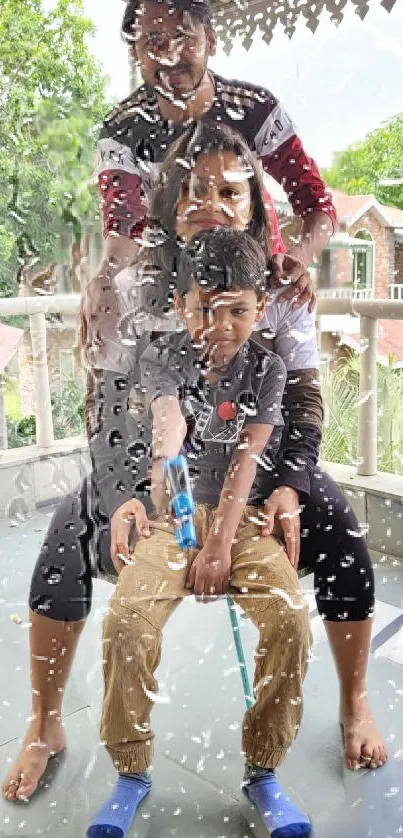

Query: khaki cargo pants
[[101, 504, 312, 773]]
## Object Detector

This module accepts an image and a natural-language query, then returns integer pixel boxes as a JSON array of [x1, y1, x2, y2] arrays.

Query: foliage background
[[323, 114, 403, 210], [0, 0, 108, 299]]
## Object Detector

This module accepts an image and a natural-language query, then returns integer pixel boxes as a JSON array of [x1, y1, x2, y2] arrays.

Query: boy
[[87, 230, 312, 838]]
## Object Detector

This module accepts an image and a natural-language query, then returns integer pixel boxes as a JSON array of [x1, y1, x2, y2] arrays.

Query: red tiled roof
[[331, 190, 373, 224], [330, 189, 403, 228], [0, 323, 24, 374], [343, 320, 403, 365]]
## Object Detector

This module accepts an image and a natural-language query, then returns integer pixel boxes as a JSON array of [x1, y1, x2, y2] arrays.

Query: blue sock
[[242, 768, 312, 838], [87, 771, 152, 838]]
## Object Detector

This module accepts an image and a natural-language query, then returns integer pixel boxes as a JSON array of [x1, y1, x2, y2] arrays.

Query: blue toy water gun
[[164, 455, 197, 549]]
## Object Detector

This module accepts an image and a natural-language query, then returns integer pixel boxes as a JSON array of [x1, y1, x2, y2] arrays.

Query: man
[[85, 0, 336, 369]]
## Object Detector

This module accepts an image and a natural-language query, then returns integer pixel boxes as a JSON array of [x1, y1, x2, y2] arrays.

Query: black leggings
[[29, 469, 375, 623]]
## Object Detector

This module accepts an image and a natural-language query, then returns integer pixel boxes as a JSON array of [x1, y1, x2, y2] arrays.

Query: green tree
[[323, 114, 403, 210], [0, 0, 108, 297]]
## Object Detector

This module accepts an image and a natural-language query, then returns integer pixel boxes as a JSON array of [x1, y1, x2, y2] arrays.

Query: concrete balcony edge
[[321, 460, 403, 502], [0, 443, 402, 559]]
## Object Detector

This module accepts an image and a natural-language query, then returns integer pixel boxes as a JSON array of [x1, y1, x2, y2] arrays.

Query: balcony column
[[0, 374, 8, 450], [29, 312, 54, 448], [357, 315, 377, 476]]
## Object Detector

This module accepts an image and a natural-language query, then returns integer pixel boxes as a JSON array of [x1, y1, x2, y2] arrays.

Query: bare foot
[[341, 693, 387, 771], [2, 716, 66, 802]]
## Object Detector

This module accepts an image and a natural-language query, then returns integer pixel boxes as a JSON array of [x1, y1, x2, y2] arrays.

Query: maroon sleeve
[[262, 134, 337, 230], [263, 186, 287, 255], [95, 123, 149, 239], [99, 170, 147, 240]]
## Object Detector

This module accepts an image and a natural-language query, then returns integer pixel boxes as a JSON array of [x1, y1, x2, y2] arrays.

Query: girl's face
[[175, 150, 254, 241]]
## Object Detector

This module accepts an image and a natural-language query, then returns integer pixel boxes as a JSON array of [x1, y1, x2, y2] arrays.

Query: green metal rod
[[226, 595, 254, 710]]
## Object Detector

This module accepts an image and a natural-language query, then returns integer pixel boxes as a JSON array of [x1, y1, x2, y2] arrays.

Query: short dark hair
[[122, 0, 213, 41], [177, 229, 269, 300]]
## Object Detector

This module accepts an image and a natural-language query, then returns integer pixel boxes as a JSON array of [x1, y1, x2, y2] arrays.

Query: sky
[[82, 0, 403, 167]]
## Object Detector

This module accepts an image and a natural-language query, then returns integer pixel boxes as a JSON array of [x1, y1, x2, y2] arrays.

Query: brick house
[[320, 192, 403, 367], [263, 175, 403, 367], [264, 174, 403, 299], [327, 191, 403, 300]]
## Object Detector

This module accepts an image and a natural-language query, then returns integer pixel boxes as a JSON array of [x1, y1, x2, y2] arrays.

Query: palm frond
[[320, 356, 403, 474]]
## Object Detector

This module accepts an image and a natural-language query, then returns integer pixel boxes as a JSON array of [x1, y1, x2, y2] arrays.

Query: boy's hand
[[262, 486, 301, 569], [185, 544, 231, 602], [150, 459, 169, 515], [110, 499, 150, 575]]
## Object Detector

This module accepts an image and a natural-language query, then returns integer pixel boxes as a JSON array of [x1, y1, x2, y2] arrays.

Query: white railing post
[[357, 315, 377, 476], [29, 312, 54, 447], [0, 374, 8, 450], [389, 284, 403, 301]]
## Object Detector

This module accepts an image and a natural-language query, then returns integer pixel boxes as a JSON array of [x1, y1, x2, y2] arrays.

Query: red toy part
[[218, 401, 237, 422]]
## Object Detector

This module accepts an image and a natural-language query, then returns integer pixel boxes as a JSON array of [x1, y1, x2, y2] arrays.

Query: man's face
[[133, 2, 216, 98], [175, 284, 268, 369]]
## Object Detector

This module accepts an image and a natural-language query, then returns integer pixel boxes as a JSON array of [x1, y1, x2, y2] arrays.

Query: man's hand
[[185, 544, 231, 602], [110, 499, 150, 575], [82, 274, 119, 367], [270, 253, 315, 313], [262, 486, 301, 568], [82, 236, 139, 367]]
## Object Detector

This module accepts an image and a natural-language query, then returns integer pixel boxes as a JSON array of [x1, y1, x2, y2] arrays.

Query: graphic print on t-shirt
[[184, 390, 256, 447], [193, 401, 245, 444]]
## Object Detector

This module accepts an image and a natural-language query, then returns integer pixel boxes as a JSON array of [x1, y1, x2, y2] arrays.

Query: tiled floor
[[1, 506, 403, 837]]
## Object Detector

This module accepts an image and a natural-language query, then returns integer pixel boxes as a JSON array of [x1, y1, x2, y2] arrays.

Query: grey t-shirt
[[140, 332, 286, 507]]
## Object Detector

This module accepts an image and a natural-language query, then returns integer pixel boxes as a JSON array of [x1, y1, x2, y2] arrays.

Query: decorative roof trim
[[122, 1, 397, 52], [211, 0, 397, 52]]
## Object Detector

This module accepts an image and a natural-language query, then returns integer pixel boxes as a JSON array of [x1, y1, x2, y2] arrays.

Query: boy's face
[[175, 282, 268, 368]]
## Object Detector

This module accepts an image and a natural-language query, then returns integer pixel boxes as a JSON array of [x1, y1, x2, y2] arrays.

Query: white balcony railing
[[0, 294, 80, 449], [1, 293, 403, 479], [318, 286, 374, 300], [389, 284, 403, 301]]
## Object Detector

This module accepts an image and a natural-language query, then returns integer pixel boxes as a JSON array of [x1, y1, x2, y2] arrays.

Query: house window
[[59, 350, 74, 392], [352, 230, 374, 297]]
